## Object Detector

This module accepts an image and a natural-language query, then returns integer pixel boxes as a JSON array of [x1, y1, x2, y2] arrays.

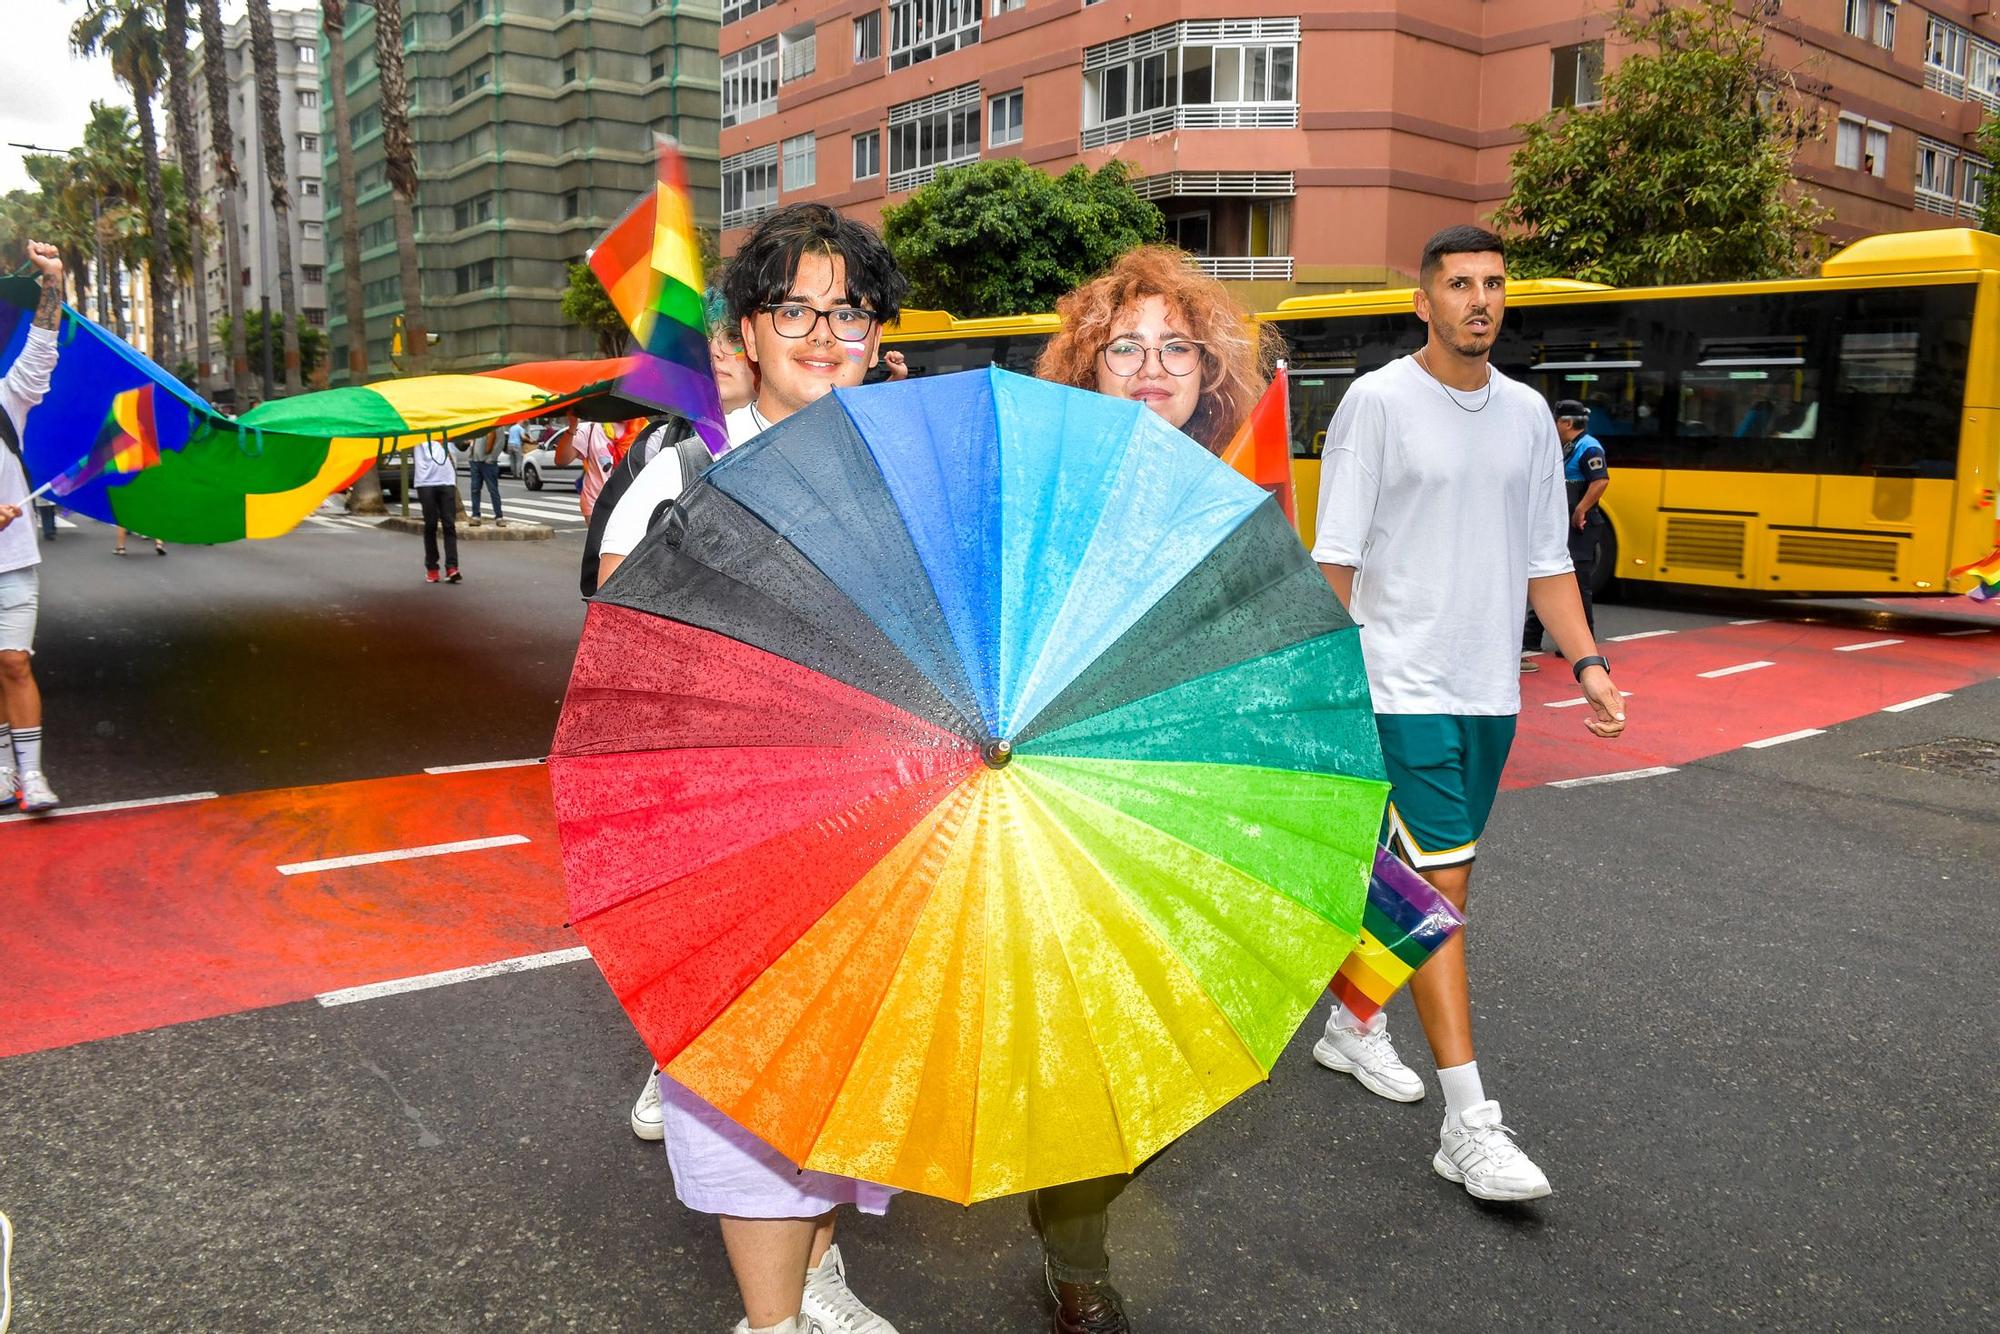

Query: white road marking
[[1547, 766, 1678, 788], [1744, 728, 1826, 749], [0, 790, 219, 825], [314, 946, 591, 1007], [1939, 628, 1991, 637], [1883, 693, 1951, 713], [1833, 638, 1902, 652], [1544, 691, 1634, 709], [1607, 629, 1675, 642], [277, 833, 529, 876], [1698, 660, 1775, 679], [55, 515, 78, 530], [423, 757, 544, 774], [1728, 618, 1767, 626]]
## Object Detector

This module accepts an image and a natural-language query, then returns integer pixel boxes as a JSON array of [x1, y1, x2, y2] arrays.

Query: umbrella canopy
[[551, 367, 1389, 1204]]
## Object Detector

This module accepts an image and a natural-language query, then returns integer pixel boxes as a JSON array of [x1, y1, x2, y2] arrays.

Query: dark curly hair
[[722, 203, 909, 328]]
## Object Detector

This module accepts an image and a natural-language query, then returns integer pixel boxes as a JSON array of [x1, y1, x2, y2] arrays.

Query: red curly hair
[[1034, 245, 1278, 452]]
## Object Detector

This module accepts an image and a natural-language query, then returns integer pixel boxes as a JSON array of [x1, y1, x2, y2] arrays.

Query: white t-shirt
[[1311, 355, 1572, 716], [413, 439, 456, 488], [1, 326, 59, 575], [599, 405, 761, 559]]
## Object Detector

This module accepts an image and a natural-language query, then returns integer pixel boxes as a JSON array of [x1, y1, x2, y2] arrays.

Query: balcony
[[1192, 256, 1293, 281]]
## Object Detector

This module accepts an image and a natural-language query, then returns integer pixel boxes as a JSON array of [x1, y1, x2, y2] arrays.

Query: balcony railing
[[1082, 104, 1298, 151], [1192, 256, 1294, 281]]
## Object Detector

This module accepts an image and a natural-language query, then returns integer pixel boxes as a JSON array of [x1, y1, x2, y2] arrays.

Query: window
[[1167, 211, 1210, 255], [722, 0, 781, 24], [1844, 0, 1869, 40], [302, 178, 321, 197], [299, 133, 319, 152], [889, 0, 981, 72], [1836, 117, 1889, 177], [722, 144, 780, 229], [302, 221, 323, 240], [780, 24, 816, 83], [1552, 41, 1604, 109], [989, 89, 1023, 146], [562, 59, 578, 84], [302, 264, 325, 282], [452, 195, 493, 230], [1971, 40, 2000, 103], [562, 188, 582, 219], [854, 11, 881, 63], [782, 132, 817, 190], [1917, 138, 1959, 210], [1927, 17, 1969, 77], [1084, 20, 1299, 149], [888, 83, 981, 190], [1865, 122, 1889, 178], [651, 57, 666, 80], [453, 258, 496, 294], [1963, 160, 1992, 214], [304, 307, 325, 327], [298, 89, 319, 109], [297, 43, 316, 64], [1874, 1, 1896, 50], [1835, 114, 1864, 169], [853, 129, 881, 180], [721, 38, 779, 127], [991, 0, 1024, 12]]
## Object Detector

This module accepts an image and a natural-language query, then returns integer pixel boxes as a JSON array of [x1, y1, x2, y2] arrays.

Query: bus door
[[1285, 361, 1358, 550], [1523, 353, 1666, 587]]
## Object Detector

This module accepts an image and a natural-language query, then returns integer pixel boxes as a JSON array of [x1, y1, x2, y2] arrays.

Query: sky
[[0, 2, 311, 197]]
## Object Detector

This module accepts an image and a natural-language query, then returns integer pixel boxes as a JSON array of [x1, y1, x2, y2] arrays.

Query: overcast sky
[[0, 2, 315, 197]]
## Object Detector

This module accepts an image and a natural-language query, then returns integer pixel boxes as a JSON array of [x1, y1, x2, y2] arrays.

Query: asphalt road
[[2, 497, 1996, 1332]]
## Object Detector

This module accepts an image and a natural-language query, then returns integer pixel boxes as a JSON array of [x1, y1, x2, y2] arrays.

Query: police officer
[[1522, 399, 1609, 668]]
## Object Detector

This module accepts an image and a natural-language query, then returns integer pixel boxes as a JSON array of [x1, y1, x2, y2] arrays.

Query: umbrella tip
[[981, 739, 1013, 769]]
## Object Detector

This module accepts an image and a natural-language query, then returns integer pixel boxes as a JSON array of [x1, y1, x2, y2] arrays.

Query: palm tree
[[78, 102, 144, 337], [246, 0, 302, 393], [322, 0, 368, 385], [162, 0, 211, 389], [72, 0, 176, 367], [196, 0, 251, 407], [15, 151, 99, 317], [373, 0, 428, 373]]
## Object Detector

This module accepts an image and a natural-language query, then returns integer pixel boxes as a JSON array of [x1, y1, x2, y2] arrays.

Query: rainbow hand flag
[[45, 384, 161, 498], [1219, 367, 1295, 523], [1950, 535, 2000, 602], [588, 135, 727, 456], [1328, 846, 1466, 1024]]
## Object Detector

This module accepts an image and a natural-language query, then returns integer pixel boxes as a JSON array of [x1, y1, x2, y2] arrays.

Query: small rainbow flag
[[1219, 367, 1294, 523], [1328, 846, 1466, 1024], [46, 384, 161, 498], [1950, 533, 2000, 602], [588, 135, 727, 456]]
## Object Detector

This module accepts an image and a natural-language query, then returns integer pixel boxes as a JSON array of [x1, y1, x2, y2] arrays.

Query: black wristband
[[1571, 654, 1609, 682]]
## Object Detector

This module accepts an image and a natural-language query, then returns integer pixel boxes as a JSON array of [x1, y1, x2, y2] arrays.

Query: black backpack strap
[[646, 435, 715, 532], [579, 415, 691, 599]]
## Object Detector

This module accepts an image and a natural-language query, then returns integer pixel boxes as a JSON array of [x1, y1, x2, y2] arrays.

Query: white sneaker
[[802, 1244, 898, 1333], [0, 767, 16, 806], [731, 1318, 822, 1334], [630, 1067, 664, 1141], [1434, 1100, 1551, 1201], [17, 771, 57, 814], [1312, 1010, 1426, 1102]]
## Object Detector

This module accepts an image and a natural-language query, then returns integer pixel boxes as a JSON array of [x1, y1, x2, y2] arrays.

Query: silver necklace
[[1416, 348, 1493, 413]]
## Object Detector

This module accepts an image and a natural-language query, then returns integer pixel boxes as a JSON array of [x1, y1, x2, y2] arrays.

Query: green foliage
[[1978, 111, 2000, 236], [561, 262, 628, 357], [882, 159, 1164, 317], [1492, 0, 1830, 286], [216, 309, 325, 377]]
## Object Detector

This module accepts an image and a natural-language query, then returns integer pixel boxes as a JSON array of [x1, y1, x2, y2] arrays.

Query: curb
[[371, 515, 554, 542]]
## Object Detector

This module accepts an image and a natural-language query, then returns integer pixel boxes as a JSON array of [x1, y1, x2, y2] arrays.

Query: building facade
[[322, 0, 722, 379], [177, 3, 329, 396], [718, 1, 2000, 304]]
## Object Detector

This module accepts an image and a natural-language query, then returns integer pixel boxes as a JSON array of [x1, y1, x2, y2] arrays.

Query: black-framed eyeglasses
[[1098, 338, 1205, 378], [758, 302, 881, 343]]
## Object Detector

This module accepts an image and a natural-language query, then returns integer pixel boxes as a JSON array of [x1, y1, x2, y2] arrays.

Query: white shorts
[[0, 566, 37, 654]]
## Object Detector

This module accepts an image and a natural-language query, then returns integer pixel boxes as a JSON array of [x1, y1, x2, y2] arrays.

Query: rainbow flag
[[587, 135, 726, 455], [1219, 367, 1294, 523], [46, 384, 161, 498], [1328, 846, 1466, 1024], [1950, 534, 2000, 602]]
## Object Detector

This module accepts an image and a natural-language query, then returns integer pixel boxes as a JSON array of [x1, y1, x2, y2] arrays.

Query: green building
[[323, 0, 721, 378]]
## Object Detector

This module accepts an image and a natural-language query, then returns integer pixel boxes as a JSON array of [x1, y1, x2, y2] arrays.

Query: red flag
[[1219, 368, 1294, 524]]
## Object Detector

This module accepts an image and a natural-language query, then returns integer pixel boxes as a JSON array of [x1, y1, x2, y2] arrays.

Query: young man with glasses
[[595, 203, 909, 1334], [1310, 225, 1627, 1202]]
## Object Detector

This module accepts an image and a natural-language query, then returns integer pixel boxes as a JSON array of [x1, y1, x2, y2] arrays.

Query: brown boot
[[1051, 1279, 1131, 1334]]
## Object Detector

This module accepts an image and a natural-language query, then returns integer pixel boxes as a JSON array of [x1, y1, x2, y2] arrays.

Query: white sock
[[1438, 1060, 1485, 1120], [12, 725, 40, 774], [1329, 1002, 1377, 1035]]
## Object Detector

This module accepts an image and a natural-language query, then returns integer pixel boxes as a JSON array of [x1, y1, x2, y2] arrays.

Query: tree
[[247, 0, 303, 393], [881, 159, 1164, 317], [162, 0, 211, 390], [1491, 0, 1830, 286], [1978, 111, 2000, 236], [374, 0, 428, 373], [72, 0, 177, 367], [561, 263, 627, 356], [197, 0, 252, 407], [323, 0, 369, 385], [77, 102, 146, 336], [216, 309, 325, 378]]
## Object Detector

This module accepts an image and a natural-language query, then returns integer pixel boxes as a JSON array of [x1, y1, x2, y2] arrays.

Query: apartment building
[[323, 0, 722, 378], [718, 1, 2000, 303]]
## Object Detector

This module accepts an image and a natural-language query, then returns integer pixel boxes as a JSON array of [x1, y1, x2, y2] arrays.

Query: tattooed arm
[[1, 243, 63, 439], [26, 240, 64, 331]]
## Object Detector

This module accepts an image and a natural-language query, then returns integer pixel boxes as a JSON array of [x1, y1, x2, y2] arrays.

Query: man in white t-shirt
[[412, 438, 460, 584], [1309, 225, 1627, 1203]]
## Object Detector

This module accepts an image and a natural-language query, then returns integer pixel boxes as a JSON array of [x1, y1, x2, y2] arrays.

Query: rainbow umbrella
[[550, 367, 1389, 1204]]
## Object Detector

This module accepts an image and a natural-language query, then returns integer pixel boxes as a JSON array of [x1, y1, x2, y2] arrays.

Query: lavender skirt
[[659, 1074, 897, 1219]]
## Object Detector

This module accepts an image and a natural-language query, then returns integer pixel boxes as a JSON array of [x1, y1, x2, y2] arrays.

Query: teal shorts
[[1374, 713, 1518, 870]]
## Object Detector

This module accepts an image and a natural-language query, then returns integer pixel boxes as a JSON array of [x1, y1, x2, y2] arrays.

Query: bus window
[[1287, 370, 1353, 458], [1674, 335, 1820, 473], [1824, 284, 1973, 479]]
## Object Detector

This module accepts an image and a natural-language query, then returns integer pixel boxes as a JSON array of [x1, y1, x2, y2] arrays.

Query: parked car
[[521, 424, 582, 491]]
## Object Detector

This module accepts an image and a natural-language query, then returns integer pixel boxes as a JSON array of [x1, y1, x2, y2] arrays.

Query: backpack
[[577, 415, 710, 598]]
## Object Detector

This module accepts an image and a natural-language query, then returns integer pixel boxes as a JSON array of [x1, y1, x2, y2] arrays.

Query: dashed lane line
[[1939, 628, 1992, 637], [1883, 693, 1952, 712], [423, 757, 545, 775], [1833, 638, 1903, 652], [1744, 728, 1827, 749], [0, 790, 219, 826], [1547, 766, 1678, 788], [1729, 619, 1768, 626], [1607, 629, 1676, 642], [1698, 660, 1775, 679], [276, 833, 530, 876], [1543, 691, 1634, 709], [315, 946, 591, 1008]]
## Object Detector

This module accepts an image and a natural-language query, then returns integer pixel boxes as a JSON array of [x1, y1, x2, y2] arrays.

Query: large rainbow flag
[[43, 384, 162, 498], [1219, 367, 1295, 523], [586, 135, 727, 455], [1951, 530, 2000, 602]]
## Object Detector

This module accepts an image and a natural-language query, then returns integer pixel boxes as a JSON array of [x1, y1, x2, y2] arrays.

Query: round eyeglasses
[[759, 302, 881, 343], [1098, 338, 1204, 378]]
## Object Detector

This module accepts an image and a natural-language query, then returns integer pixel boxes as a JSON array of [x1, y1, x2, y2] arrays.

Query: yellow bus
[[1265, 228, 2000, 597], [879, 308, 1061, 379]]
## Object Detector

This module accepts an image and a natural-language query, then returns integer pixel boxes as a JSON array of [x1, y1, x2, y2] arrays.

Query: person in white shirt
[[412, 437, 460, 584], [0, 241, 66, 814], [1309, 225, 1627, 1203], [596, 203, 908, 1334]]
